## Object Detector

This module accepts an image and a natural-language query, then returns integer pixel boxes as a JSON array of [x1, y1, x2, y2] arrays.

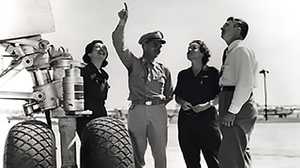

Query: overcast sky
[[1, 0, 300, 110]]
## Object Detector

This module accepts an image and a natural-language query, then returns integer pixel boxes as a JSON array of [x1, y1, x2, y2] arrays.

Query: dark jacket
[[81, 63, 109, 117]]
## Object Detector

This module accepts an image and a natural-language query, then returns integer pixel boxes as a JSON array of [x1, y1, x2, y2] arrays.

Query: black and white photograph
[[0, 0, 299, 168]]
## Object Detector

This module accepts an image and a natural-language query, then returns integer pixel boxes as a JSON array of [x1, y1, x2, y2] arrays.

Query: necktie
[[220, 47, 228, 77], [147, 65, 152, 81], [144, 62, 153, 82], [222, 47, 228, 65]]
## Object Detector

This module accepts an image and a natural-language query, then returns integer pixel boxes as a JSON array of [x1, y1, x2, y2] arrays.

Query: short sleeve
[[174, 71, 184, 97]]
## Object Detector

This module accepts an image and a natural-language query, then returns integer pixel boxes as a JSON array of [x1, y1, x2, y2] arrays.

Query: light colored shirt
[[220, 40, 258, 114], [112, 22, 173, 104]]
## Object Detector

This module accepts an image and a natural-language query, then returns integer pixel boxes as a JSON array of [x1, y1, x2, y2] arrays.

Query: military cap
[[138, 31, 166, 44]]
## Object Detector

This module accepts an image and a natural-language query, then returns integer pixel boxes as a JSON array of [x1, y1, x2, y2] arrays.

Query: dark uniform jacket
[[76, 62, 109, 140], [81, 63, 109, 117]]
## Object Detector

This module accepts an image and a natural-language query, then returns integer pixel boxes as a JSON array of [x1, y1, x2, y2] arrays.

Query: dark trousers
[[218, 90, 257, 168], [76, 106, 107, 140], [178, 107, 221, 168], [76, 111, 107, 168], [219, 126, 252, 168]]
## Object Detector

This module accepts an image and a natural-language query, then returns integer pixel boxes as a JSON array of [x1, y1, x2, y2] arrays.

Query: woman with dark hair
[[76, 40, 110, 139], [174, 40, 221, 168]]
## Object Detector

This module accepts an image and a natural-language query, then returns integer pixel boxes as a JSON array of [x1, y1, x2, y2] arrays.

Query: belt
[[132, 99, 164, 105], [220, 86, 235, 91]]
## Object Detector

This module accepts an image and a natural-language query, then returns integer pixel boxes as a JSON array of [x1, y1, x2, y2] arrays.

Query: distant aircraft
[[257, 105, 297, 118]]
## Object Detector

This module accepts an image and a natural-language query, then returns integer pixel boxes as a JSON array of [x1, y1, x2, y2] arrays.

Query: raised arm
[[112, 3, 134, 69]]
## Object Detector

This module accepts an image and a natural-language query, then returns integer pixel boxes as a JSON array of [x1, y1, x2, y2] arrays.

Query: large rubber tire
[[81, 117, 134, 168], [3, 120, 56, 168]]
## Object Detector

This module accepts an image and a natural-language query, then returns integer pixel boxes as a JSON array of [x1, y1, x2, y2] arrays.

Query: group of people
[[77, 4, 258, 168]]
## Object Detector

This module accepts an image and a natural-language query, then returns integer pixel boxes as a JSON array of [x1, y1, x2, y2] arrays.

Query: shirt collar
[[188, 65, 208, 75], [87, 62, 108, 79], [227, 39, 242, 53]]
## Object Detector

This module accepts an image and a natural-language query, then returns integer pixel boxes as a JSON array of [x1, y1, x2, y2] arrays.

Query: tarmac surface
[[145, 121, 300, 168], [1, 115, 300, 168]]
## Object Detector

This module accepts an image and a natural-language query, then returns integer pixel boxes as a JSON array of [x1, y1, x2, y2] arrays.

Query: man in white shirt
[[218, 17, 258, 168]]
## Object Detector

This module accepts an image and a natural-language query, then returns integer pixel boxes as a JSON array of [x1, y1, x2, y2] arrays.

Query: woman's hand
[[181, 101, 193, 111], [191, 102, 211, 113]]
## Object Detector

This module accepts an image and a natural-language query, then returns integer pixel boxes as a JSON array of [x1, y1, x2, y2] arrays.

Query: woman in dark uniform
[[174, 40, 221, 168], [76, 40, 110, 139]]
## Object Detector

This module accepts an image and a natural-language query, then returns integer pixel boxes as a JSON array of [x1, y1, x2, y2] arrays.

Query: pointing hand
[[118, 2, 128, 21]]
